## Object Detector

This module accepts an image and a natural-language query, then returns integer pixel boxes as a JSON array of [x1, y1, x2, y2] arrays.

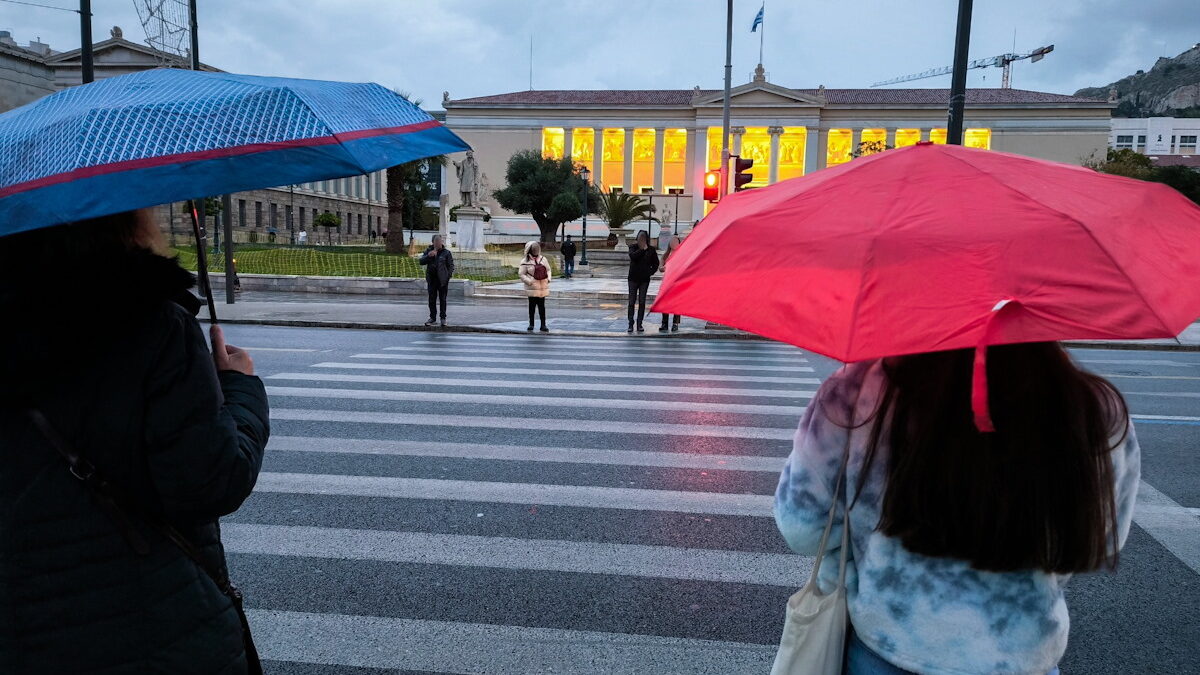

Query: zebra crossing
[[228, 333, 823, 674]]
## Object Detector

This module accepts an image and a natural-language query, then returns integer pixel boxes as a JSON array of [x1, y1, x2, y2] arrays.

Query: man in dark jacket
[[627, 230, 660, 333], [419, 234, 455, 327], [0, 222, 269, 674], [561, 235, 577, 279]]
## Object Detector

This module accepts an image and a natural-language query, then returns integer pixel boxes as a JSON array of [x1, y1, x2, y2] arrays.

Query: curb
[[205, 318, 1200, 350]]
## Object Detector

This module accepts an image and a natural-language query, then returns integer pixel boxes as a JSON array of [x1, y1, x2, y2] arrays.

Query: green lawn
[[172, 245, 519, 282]]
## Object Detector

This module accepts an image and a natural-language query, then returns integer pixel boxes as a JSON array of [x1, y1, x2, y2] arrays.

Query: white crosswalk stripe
[[351, 352, 817, 373], [313, 361, 821, 384], [239, 336, 811, 673]]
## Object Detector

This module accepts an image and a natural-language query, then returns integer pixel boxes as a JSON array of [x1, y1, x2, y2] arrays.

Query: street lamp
[[580, 165, 591, 265], [288, 184, 296, 245]]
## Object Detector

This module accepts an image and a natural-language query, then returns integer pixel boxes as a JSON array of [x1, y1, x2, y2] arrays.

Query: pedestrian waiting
[[774, 345, 1138, 675], [0, 210, 271, 673], [519, 240, 551, 332], [420, 234, 454, 327], [627, 230, 659, 333], [658, 231, 682, 332], [561, 235, 577, 279]]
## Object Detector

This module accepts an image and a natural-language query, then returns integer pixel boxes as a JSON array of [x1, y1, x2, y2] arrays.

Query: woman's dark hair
[[858, 342, 1127, 574], [0, 210, 149, 280], [636, 230, 649, 243]]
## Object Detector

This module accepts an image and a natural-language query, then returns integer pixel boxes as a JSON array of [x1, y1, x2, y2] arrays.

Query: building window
[[929, 129, 948, 145], [1179, 135, 1198, 155], [254, 201, 262, 228], [1137, 135, 1147, 151], [238, 199, 246, 228], [542, 127, 565, 159], [285, 205, 293, 232], [601, 129, 625, 191], [964, 128, 991, 150], [826, 129, 853, 166], [1115, 135, 1134, 150], [269, 203, 278, 229], [740, 127, 771, 186], [858, 128, 887, 156], [779, 127, 807, 179], [894, 129, 921, 148], [662, 128, 687, 189], [572, 128, 595, 165], [358, 213, 363, 234], [632, 128, 656, 193]]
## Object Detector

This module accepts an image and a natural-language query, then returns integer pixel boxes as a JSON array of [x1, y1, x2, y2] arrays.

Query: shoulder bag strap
[[805, 376, 862, 588]]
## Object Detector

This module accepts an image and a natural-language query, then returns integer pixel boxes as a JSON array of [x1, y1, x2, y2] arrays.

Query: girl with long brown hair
[[775, 343, 1140, 675]]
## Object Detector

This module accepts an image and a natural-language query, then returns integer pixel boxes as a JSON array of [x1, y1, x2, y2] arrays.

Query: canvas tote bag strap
[[805, 380, 861, 587]]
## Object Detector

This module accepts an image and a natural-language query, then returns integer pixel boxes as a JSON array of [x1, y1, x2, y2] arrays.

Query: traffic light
[[703, 170, 720, 202], [733, 156, 754, 192]]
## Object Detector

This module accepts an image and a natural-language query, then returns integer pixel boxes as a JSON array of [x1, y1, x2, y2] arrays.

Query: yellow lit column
[[768, 126, 783, 184], [622, 127, 634, 193], [731, 126, 745, 156], [592, 129, 605, 187], [851, 129, 861, 156], [563, 128, 574, 161], [653, 128, 665, 193], [688, 127, 704, 223]]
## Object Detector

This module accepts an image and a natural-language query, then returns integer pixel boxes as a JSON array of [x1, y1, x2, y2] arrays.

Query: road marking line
[[1100, 374, 1200, 381], [352, 353, 816, 373], [254, 471, 778, 517], [413, 333, 797, 351], [1135, 480, 1200, 576], [271, 408, 796, 440], [1121, 391, 1200, 398], [224, 523, 809, 586], [236, 347, 322, 352], [266, 435, 784, 472], [312, 362, 822, 385], [246, 609, 778, 675], [383, 345, 809, 364], [1081, 359, 1197, 367], [265, 386, 806, 417], [266, 372, 813, 400], [1130, 414, 1200, 422]]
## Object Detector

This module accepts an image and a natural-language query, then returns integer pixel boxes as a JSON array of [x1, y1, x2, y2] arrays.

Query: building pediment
[[692, 82, 824, 108], [45, 38, 215, 70]]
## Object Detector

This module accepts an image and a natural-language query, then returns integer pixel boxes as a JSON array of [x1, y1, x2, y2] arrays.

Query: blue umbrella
[[0, 68, 469, 233]]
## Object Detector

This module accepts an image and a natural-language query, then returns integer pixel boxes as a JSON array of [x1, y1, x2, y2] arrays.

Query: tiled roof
[[449, 88, 1107, 106], [1149, 154, 1200, 169]]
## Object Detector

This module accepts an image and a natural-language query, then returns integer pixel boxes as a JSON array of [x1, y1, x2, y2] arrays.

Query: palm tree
[[596, 190, 657, 236], [385, 92, 447, 254]]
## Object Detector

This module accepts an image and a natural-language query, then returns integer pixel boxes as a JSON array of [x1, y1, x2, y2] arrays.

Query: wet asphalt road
[[216, 325, 1199, 674]]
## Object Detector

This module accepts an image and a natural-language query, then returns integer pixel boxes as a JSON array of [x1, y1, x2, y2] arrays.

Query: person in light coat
[[518, 240, 552, 332]]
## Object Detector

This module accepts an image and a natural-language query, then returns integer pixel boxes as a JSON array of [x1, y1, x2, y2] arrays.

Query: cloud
[[3, 0, 1196, 107]]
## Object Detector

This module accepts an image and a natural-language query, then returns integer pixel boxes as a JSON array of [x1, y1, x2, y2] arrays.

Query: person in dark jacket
[[627, 230, 659, 333], [419, 234, 455, 327], [561, 235, 577, 279], [0, 210, 270, 675]]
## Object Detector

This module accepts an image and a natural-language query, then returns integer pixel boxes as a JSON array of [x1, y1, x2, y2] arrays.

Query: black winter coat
[[0, 251, 270, 674], [627, 245, 660, 281], [561, 241, 577, 259], [419, 246, 455, 287]]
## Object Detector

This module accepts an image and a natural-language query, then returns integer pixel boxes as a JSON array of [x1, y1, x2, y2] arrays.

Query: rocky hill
[[1075, 43, 1200, 117]]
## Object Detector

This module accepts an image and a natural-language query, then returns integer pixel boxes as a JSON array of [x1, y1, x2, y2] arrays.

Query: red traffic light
[[733, 156, 754, 192], [703, 170, 720, 202]]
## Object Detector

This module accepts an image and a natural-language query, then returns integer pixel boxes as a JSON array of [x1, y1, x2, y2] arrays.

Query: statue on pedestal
[[454, 151, 479, 207]]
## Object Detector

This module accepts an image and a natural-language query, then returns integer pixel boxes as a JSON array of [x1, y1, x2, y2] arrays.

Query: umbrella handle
[[187, 199, 219, 325]]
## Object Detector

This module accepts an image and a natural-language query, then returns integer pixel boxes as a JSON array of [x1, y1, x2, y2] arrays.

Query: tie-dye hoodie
[[774, 360, 1140, 675]]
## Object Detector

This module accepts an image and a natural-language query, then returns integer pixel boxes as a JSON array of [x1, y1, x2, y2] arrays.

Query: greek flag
[[751, 4, 764, 32]]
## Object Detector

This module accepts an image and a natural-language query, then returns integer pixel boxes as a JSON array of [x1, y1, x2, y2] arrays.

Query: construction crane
[[871, 45, 1054, 89]]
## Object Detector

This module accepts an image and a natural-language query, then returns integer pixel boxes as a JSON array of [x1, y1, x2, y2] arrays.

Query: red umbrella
[[653, 142, 1200, 431]]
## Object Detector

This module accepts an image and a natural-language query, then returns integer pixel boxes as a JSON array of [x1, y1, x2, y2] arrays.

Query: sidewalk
[[203, 290, 1200, 349]]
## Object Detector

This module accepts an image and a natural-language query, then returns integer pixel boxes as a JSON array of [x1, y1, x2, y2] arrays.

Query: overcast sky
[[5, 0, 1197, 107]]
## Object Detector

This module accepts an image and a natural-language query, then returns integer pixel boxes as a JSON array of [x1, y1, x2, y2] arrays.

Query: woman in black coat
[[0, 210, 270, 674]]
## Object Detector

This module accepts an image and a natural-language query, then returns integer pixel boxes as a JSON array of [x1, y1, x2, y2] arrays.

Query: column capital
[[768, 126, 784, 135], [731, 126, 746, 135]]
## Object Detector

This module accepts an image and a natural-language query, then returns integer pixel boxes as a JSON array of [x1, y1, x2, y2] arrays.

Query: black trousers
[[660, 313, 681, 327], [528, 296, 546, 326], [627, 279, 650, 325], [427, 281, 448, 320]]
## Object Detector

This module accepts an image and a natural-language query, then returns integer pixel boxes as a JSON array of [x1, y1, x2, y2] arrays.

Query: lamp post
[[673, 190, 680, 235], [288, 184, 296, 245], [580, 165, 590, 265], [646, 194, 654, 243]]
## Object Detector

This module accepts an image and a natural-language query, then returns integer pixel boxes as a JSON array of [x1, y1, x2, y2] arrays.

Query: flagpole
[[759, 3, 765, 66]]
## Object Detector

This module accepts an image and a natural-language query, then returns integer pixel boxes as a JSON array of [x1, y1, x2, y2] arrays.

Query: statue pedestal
[[454, 206, 488, 252], [610, 227, 633, 249]]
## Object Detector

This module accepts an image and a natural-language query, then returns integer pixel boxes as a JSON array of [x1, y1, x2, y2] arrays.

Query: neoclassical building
[[443, 71, 1112, 238]]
